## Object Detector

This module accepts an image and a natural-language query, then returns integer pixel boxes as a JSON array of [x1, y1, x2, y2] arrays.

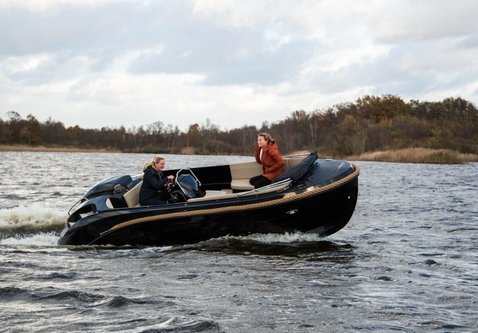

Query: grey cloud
[[203, 40, 315, 85], [310, 37, 478, 98], [127, 23, 255, 74], [0, 7, 120, 56], [2, 0, 476, 115], [0, 2, 194, 86], [3, 50, 99, 85], [2, 1, 315, 86], [129, 22, 315, 85], [459, 33, 478, 49], [0, 2, 192, 59]]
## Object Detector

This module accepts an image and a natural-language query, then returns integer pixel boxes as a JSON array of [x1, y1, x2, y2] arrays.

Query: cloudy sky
[[1, 0, 477, 131]]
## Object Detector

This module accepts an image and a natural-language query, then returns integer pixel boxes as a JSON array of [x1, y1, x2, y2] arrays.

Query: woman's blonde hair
[[258, 132, 273, 143], [143, 155, 164, 171]]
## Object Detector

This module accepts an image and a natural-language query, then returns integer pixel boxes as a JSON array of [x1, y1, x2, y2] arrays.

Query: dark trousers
[[249, 175, 272, 188], [140, 196, 166, 206]]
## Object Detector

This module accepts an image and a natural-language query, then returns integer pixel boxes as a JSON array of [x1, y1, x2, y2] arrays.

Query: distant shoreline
[[0, 144, 120, 153], [347, 148, 478, 164], [1, 144, 477, 164]]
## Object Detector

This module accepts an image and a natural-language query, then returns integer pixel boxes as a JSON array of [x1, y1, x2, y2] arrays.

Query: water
[[1, 152, 477, 332]]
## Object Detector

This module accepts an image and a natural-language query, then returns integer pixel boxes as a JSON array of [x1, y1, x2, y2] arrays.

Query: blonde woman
[[139, 155, 174, 206]]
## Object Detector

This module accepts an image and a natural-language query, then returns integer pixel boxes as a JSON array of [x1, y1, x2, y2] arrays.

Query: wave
[[232, 231, 324, 243], [0, 286, 103, 304], [132, 318, 220, 333], [0, 203, 66, 236], [178, 232, 354, 257], [0, 232, 60, 246]]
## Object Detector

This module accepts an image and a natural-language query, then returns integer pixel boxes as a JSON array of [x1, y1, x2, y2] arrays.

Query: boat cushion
[[124, 181, 142, 207], [231, 179, 255, 191], [229, 161, 262, 191], [188, 189, 241, 202]]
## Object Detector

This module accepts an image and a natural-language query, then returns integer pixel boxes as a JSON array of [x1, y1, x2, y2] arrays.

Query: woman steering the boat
[[139, 155, 174, 206], [249, 132, 285, 188]]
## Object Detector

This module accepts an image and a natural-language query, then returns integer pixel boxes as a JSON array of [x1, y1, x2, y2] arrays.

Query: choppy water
[[1, 152, 477, 332]]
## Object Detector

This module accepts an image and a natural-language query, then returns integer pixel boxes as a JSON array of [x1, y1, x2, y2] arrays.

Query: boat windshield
[[175, 169, 203, 199]]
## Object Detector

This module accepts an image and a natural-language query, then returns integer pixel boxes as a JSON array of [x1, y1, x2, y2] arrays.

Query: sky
[[1, 0, 477, 131]]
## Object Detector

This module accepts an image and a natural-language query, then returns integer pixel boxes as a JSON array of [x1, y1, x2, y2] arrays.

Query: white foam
[[231, 232, 322, 244], [0, 203, 66, 233], [0, 232, 59, 246]]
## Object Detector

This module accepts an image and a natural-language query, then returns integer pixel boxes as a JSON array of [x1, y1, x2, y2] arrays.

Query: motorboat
[[58, 152, 360, 246]]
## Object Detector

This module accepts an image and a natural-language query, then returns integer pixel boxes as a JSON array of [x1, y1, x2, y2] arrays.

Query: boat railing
[[235, 178, 292, 197], [186, 178, 292, 203]]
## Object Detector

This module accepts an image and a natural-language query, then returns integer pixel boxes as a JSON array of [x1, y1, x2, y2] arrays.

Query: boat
[[58, 152, 360, 246]]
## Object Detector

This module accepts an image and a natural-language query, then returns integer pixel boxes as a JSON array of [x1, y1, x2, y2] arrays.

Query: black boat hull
[[98, 178, 357, 246], [59, 157, 360, 246]]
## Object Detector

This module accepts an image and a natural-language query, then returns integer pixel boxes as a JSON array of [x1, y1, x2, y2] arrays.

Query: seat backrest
[[230, 161, 262, 178], [123, 181, 142, 207], [229, 161, 262, 191]]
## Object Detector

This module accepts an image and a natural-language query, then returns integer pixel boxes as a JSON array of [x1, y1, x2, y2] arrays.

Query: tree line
[[1, 95, 477, 157]]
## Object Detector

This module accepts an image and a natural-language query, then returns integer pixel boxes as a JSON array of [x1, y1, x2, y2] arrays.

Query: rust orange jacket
[[254, 141, 285, 181]]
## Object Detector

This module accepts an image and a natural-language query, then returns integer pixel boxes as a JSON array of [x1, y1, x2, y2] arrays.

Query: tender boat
[[58, 152, 360, 246]]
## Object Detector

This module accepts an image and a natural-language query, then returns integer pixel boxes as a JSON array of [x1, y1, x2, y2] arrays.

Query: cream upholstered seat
[[123, 181, 142, 207], [229, 161, 262, 191], [229, 157, 305, 191]]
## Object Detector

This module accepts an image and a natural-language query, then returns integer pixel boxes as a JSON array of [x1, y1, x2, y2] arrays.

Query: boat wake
[[180, 232, 354, 257], [0, 203, 66, 237], [0, 231, 60, 247], [232, 231, 325, 243]]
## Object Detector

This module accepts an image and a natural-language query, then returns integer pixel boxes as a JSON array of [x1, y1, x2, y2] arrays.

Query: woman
[[139, 155, 175, 206], [249, 132, 285, 188]]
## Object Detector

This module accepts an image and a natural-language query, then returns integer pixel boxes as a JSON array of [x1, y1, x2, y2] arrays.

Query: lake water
[[1, 152, 477, 332]]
